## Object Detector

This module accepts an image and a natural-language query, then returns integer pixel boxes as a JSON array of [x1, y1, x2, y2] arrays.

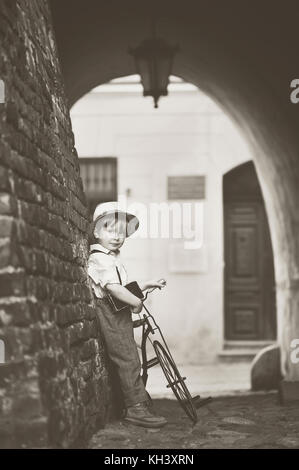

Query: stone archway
[[49, 0, 299, 397], [2, 0, 299, 449]]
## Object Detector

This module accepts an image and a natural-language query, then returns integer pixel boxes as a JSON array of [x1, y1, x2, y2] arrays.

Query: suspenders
[[90, 248, 143, 313], [90, 249, 122, 285], [90, 248, 131, 313]]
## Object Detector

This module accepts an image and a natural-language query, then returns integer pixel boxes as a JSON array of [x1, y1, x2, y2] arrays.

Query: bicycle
[[131, 280, 212, 424]]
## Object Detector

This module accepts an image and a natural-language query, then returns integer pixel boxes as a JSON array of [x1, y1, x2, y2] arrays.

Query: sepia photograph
[[0, 0, 299, 456]]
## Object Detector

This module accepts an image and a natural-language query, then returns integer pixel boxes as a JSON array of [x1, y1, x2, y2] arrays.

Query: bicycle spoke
[[153, 341, 198, 423]]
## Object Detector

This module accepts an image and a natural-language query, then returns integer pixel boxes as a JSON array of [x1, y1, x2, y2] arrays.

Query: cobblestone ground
[[89, 393, 299, 449]]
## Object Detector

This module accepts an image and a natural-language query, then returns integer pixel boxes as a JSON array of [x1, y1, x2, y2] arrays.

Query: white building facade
[[71, 77, 272, 365]]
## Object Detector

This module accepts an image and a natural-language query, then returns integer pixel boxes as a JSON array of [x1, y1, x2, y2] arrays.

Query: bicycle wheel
[[153, 340, 198, 424]]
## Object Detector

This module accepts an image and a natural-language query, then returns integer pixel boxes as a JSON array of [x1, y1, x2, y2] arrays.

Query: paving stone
[[89, 393, 299, 449], [222, 416, 256, 425], [277, 437, 299, 448]]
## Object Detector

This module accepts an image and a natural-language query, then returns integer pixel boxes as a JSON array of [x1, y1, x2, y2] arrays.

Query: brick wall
[[0, 0, 110, 448]]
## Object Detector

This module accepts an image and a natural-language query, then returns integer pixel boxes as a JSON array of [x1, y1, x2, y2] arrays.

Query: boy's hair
[[88, 208, 139, 245], [93, 212, 129, 239]]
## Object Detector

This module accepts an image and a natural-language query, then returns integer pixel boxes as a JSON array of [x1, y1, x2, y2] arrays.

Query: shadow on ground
[[89, 393, 299, 449]]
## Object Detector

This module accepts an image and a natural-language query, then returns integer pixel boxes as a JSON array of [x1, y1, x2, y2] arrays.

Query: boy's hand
[[145, 279, 167, 290]]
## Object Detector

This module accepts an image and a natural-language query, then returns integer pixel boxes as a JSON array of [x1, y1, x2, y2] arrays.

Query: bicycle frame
[[134, 291, 181, 387], [133, 288, 212, 420]]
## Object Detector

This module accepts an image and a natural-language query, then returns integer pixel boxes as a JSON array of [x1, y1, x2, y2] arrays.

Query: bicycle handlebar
[[142, 279, 166, 302]]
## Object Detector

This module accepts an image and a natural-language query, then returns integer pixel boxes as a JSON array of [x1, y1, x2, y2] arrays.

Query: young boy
[[87, 201, 167, 428]]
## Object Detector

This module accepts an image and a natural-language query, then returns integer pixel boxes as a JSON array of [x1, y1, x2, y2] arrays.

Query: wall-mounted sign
[[168, 175, 206, 200]]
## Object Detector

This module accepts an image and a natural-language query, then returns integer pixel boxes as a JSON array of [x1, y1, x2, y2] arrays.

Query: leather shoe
[[124, 402, 167, 428]]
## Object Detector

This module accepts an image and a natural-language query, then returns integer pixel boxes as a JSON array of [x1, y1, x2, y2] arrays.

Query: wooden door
[[223, 163, 276, 340]]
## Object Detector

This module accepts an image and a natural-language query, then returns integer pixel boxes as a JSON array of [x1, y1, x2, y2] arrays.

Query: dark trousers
[[94, 295, 148, 407]]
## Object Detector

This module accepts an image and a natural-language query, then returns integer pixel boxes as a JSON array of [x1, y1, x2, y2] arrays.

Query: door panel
[[224, 202, 276, 340]]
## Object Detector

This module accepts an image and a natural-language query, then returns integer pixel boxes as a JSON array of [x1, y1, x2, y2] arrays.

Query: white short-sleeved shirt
[[87, 243, 128, 299]]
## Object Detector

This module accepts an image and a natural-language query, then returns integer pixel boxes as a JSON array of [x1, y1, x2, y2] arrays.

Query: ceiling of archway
[[50, 0, 299, 205]]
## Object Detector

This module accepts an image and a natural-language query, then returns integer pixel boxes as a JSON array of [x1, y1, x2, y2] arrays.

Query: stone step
[[223, 340, 274, 350], [218, 341, 275, 363]]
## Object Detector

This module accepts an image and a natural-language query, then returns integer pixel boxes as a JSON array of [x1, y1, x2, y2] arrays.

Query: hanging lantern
[[129, 32, 179, 108]]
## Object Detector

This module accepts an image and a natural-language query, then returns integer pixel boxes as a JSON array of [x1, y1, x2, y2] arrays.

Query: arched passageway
[[71, 75, 256, 369], [50, 0, 299, 398]]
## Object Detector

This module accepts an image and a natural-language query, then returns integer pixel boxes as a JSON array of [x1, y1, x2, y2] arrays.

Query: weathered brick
[[80, 339, 100, 361], [14, 416, 48, 448], [0, 300, 31, 327], [12, 390, 43, 418], [6, 102, 19, 128], [0, 216, 15, 237], [0, 239, 11, 268], [38, 353, 67, 380], [0, 167, 11, 191], [80, 379, 95, 405], [0, 325, 35, 360], [0, 0, 109, 448], [77, 360, 93, 381], [0, 358, 38, 387], [0, 193, 18, 215], [0, 272, 26, 297]]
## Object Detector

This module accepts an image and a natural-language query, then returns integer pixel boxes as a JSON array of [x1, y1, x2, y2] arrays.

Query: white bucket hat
[[92, 201, 139, 238]]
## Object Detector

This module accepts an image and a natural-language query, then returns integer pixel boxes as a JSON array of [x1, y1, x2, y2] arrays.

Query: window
[[79, 157, 117, 214]]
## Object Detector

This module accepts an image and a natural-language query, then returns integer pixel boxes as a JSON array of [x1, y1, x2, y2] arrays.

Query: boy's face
[[94, 216, 126, 252]]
